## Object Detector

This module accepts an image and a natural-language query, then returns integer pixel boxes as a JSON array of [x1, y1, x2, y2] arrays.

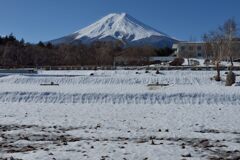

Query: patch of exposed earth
[[1, 124, 240, 160]]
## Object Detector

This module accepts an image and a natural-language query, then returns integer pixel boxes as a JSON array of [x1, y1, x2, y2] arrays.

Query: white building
[[172, 42, 206, 58]]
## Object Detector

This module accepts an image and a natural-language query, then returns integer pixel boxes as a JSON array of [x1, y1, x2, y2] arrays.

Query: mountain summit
[[49, 13, 177, 47]]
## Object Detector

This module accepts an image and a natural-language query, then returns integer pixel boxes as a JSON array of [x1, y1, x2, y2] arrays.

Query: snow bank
[[0, 70, 239, 105], [0, 92, 239, 105]]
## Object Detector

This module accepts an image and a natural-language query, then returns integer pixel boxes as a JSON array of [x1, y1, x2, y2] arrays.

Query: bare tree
[[185, 37, 197, 65], [222, 18, 238, 68], [202, 34, 213, 60], [203, 29, 228, 81], [185, 50, 196, 66]]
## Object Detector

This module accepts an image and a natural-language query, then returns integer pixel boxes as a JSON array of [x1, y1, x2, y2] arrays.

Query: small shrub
[[214, 75, 221, 81], [169, 58, 184, 66], [226, 70, 236, 86], [204, 59, 211, 66], [136, 72, 140, 74]]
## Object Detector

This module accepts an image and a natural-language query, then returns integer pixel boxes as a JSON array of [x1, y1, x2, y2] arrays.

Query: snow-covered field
[[1, 70, 240, 160]]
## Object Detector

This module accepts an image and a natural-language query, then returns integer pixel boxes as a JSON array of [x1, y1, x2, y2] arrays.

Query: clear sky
[[1, 0, 240, 43]]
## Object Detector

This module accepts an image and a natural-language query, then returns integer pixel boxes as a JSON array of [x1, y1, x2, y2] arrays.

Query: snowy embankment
[[0, 70, 239, 105], [0, 92, 240, 105]]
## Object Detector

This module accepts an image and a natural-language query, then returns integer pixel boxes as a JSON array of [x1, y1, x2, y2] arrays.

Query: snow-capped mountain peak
[[50, 13, 177, 47]]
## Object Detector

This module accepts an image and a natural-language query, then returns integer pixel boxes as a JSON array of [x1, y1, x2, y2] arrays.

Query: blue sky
[[0, 0, 240, 43]]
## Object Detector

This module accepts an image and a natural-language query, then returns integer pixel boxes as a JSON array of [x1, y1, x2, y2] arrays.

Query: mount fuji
[[49, 13, 178, 48]]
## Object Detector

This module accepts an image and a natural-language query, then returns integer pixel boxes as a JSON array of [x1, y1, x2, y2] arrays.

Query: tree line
[[0, 34, 175, 67]]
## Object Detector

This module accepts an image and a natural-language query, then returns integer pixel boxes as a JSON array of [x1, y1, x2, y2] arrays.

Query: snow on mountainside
[[49, 13, 178, 48]]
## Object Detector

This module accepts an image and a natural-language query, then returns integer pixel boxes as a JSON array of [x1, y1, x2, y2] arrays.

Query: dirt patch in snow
[[1, 124, 240, 160]]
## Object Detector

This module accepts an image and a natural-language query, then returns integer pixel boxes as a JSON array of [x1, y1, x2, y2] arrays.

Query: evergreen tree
[[37, 41, 45, 47]]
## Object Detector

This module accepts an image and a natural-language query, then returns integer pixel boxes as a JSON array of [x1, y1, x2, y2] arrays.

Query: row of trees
[[0, 35, 175, 67], [202, 18, 239, 81]]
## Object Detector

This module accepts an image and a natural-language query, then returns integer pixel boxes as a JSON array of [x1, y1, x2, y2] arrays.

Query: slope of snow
[[50, 13, 177, 47], [1, 70, 240, 160]]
